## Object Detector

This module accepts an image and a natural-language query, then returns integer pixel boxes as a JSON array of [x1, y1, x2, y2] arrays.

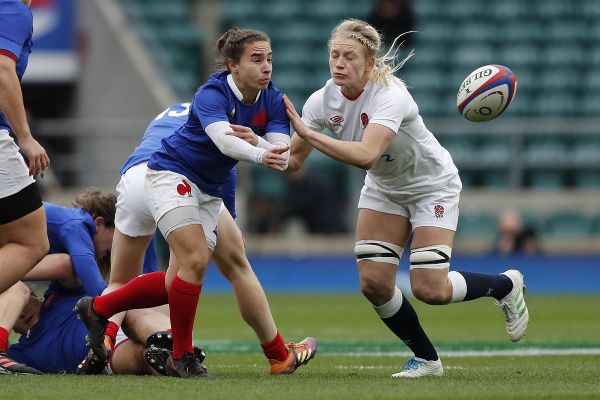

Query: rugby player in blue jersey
[[1, 264, 197, 375], [0, 189, 115, 373], [76, 94, 316, 377], [0, 0, 50, 295]]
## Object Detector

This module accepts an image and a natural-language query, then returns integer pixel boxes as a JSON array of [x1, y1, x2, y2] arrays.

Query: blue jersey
[[45, 202, 107, 296], [148, 72, 290, 198], [120, 102, 192, 175], [9, 285, 89, 373], [122, 102, 237, 218], [0, 0, 33, 132]]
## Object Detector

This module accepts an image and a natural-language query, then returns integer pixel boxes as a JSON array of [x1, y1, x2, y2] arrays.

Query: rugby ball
[[456, 65, 517, 122]]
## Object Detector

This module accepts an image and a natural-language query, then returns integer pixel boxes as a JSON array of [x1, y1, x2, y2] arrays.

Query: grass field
[[4, 294, 600, 399]]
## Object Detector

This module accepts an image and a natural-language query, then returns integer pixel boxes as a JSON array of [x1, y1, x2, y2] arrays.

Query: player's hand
[[282, 95, 311, 139], [227, 124, 258, 146], [261, 145, 290, 171], [19, 136, 50, 178]]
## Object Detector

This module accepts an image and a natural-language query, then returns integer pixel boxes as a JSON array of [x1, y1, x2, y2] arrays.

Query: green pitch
[[4, 294, 600, 399]]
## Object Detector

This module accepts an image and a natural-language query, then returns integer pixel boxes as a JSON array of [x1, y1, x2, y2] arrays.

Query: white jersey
[[301, 79, 459, 197]]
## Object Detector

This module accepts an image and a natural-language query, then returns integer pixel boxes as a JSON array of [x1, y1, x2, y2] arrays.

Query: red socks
[[0, 327, 9, 352], [104, 321, 119, 349], [261, 332, 288, 362], [93, 272, 168, 318], [168, 275, 202, 359]]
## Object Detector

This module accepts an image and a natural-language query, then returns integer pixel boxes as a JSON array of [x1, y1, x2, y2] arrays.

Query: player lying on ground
[[1, 276, 203, 375], [0, 189, 116, 373]]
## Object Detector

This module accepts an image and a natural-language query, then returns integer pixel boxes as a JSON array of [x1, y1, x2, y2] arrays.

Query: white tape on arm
[[265, 132, 291, 170], [205, 121, 265, 164]]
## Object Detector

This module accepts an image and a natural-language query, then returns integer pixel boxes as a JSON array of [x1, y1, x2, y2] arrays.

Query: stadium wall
[[200, 254, 600, 294]]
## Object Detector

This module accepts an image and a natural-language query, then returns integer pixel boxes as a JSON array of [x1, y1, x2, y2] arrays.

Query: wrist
[[255, 148, 266, 164]]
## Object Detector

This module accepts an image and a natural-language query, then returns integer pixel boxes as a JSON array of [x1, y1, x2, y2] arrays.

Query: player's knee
[[15, 282, 32, 302], [180, 249, 209, 276], [359, 273, 394, 304], [30, 236, 50, 262], [411, 282, 450, 305]]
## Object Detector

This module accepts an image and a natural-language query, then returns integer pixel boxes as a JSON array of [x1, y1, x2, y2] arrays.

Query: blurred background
[[27, 0, 599, 292]]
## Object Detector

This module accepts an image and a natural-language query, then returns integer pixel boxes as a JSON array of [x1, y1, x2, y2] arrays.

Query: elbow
[[287, 156, 303, 172], [358, 155, 378, 170], [287, 162, 300, 173]]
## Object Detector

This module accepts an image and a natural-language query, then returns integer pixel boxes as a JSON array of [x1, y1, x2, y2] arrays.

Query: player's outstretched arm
[[21, 253, 80, 289], [287, 134, 313, 172], [283, 94, 394, 170], [206, 121, 289, 171]]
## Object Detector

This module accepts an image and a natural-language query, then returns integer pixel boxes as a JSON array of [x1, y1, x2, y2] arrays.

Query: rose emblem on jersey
[[434, 204, 445, 219], [177, 179, 193, 197], [329, 115, 344, 128], [360, 112, 369, 128]]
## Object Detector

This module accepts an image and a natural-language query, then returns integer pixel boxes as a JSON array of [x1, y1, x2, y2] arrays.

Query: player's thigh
[[408, 183, 459, 290], [356, 209, 410, 289], [356, 208, 411, 243], [146, 168, 220, 264], [356, 182, 412, 243], [409, 227, 454, 293], [212, 205, 247, 274], [110, 339, 147, 375], [109, 230, 154, 285], [0, 205, 47, 250], [122, 307, 170, 342]]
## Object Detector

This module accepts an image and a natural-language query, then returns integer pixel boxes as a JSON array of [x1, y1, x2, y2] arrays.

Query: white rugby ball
[[456, 64, 517, 122]]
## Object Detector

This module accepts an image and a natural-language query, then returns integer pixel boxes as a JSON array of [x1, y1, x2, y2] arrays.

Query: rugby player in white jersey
[[283, 19, 528, 378]]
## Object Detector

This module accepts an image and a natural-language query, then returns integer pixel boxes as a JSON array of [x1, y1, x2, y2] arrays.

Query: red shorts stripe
[[0, 49, 17, 63]]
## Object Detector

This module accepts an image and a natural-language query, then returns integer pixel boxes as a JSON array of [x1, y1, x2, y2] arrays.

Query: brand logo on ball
[[360, 113, 369, 128], [177, 179, 193, 197], [456, 64, 517, 122], [434, 204, 445, 219], [329, 115, 344, 127]]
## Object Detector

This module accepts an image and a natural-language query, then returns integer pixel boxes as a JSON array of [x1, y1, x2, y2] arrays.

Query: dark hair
[[72, 187, 117, 228], [216, 27, 270, 72]]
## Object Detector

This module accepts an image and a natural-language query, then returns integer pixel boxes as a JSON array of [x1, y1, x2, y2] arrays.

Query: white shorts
[[145, 168, 221, 250], [358, 175, 461, 231], [115, 162, 157, 237], [0, 131, 35, 199]]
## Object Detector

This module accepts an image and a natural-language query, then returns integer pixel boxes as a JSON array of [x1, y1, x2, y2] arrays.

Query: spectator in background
[[367, 0, 416, 49], [264, 168, 347, 234], [493, 209, 541, 256]]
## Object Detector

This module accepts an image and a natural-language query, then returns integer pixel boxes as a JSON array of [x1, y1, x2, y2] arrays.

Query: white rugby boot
[[391, 357, 443, 378], [498, 269, 529, 342]]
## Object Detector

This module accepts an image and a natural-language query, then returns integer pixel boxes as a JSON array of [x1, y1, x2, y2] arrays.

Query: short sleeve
[[301, 91, 325, 132], [368, 87, 408, 134], [0, 2, 32, 60], [194, 84, 230, 128], [265, 91, 290, 135]]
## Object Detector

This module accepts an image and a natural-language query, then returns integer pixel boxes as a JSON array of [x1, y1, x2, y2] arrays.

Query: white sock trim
[[373, 286, 403, 319], [448, 271, 467, 303]]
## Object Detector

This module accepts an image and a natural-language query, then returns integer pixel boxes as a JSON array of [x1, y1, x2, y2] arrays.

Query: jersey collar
[[227, 74, 261, 103]]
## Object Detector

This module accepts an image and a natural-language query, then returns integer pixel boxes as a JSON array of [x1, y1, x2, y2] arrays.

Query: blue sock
[[457, 271, 513, 301]]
